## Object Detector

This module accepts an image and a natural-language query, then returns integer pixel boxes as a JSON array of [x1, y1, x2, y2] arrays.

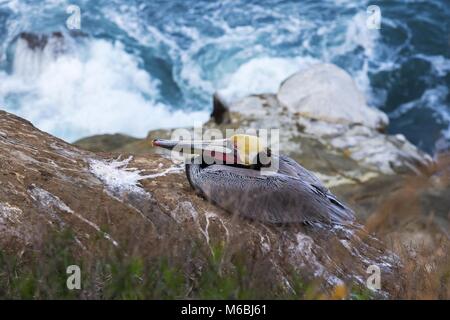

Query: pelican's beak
[[152, 139, 182, 150], [152, 138, 235, 162]]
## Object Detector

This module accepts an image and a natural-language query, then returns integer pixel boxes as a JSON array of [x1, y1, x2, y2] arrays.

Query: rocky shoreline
[[1, 63, 449, 298]]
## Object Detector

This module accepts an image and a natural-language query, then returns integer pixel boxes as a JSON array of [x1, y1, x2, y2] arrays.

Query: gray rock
[[277, 63, 389, 130], [211, 92, 231, 124]]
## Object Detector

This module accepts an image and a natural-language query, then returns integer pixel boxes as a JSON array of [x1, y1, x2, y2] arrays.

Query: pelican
[[153, 134, 355, 225]]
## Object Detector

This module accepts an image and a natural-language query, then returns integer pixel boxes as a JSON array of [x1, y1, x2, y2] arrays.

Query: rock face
[[0, 110, 404, 298]]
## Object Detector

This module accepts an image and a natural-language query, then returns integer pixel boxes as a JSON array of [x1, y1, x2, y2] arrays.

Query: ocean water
[[0, 0, 449, 153]]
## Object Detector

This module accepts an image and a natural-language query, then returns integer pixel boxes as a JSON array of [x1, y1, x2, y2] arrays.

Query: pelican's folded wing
[[187, 163, 355, 225]]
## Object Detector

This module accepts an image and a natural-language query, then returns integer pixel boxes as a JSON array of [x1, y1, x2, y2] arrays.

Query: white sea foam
[[0, 37, 209, 142], [337, 11, 380, 103]]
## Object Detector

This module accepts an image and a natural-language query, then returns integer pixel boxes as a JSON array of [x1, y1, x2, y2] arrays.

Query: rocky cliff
[[1, 64, 449, 299], [0, 109, 401, 298]]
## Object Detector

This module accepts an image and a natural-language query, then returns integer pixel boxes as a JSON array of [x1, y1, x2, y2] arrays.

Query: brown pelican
[[153, 134, 355, 225]]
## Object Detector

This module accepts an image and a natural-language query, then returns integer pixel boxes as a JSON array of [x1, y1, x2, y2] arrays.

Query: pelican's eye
[[230, 134, 266, 166]]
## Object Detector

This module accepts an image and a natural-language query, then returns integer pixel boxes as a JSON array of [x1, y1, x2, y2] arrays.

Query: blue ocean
[[0, 0, 449, 153]]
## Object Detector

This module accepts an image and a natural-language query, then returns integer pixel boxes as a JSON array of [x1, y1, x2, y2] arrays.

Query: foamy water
[[0, 37, 209, 140]]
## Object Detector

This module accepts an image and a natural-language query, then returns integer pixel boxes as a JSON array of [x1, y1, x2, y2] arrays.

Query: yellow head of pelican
[[230, 134, 267, 166]]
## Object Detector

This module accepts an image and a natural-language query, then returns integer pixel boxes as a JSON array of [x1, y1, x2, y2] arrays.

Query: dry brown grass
[[365, 153, 450, 299]]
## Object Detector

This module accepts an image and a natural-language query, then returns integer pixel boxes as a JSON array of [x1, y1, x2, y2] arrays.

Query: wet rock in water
[[0, 109, 402, 297], [18, 32, 53, 50], [16, 31, 67, 54], [11, 31, 86, 79]]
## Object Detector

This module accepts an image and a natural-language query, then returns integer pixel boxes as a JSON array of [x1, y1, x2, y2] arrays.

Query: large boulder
[[277, 63, 389, 130]]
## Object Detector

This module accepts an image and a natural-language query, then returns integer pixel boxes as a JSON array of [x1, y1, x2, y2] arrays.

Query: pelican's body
[[186, 155, 354, 225], [153, 135, 355, 225]]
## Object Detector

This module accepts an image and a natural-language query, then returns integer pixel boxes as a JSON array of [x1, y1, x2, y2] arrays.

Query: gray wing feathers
[[187, 160, 355, 224]]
